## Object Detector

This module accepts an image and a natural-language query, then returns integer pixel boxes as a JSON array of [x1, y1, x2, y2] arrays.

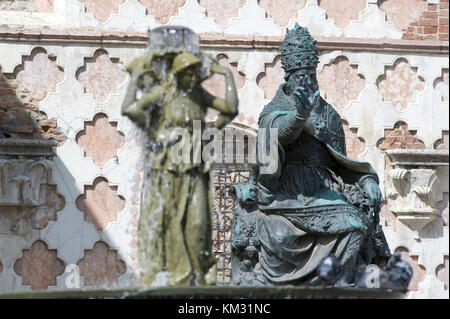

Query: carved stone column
[[385, 149, 449, 236], [0, 138, 56, 235]]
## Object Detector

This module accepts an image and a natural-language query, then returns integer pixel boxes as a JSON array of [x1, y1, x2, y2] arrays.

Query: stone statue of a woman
[[121, 27, 238, 286]]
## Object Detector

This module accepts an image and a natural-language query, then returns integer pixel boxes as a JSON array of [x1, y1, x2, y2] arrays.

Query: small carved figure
[[122, 27, 238, 286]]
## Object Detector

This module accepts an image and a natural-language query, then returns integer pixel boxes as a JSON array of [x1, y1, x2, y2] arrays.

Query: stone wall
[[0, 0, 448, 298]]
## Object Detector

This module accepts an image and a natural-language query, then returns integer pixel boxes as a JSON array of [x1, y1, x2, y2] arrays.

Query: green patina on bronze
[[122, 27, 238, 286], [231, 24, 391, 287]]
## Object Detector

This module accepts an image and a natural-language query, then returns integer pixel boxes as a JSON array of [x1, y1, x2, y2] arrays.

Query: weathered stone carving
[[121, 26, 238, 286], [0, 159, 51, 207], [385, 149, 449, 234], [0, 138, 57, 235]]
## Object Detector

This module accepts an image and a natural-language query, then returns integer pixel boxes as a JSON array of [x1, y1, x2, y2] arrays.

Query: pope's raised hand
[[293, 86, 320, 117]]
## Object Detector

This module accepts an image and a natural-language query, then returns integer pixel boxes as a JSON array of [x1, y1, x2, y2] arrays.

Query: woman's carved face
[[178, 64, 201, 91], [287, 68, 318, 95], [151, 53, 176, 82]]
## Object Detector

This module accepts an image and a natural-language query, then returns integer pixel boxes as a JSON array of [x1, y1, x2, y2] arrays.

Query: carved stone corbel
[[0, 139, 57, 235], [385, 149, 449, 234]]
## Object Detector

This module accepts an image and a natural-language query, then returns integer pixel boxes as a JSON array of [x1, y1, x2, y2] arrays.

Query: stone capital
[[385, 149, 449, 234], [0, 138, 56, 235]]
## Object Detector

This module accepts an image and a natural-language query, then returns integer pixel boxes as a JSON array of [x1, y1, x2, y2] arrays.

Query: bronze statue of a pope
[[231, 24, 390, 286]]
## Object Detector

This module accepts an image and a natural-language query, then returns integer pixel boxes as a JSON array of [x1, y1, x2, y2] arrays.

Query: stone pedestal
[[0, 285, 405, 299]]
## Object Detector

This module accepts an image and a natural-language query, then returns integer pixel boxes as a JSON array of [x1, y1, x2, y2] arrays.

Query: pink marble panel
[[394, 247, 427, 292], [79, 0, 125, 22], [318, 56, 365, 110], [377, 121, 425, 151], [258, 0, 306, 27], [436, 256, 449, 290], [32, 185, 65, 229], [75, 177, 126, 231], [77, 241, 126, 287], [202, 54, 246, 99], [257, 55, 284, 100], [319, 0, 366, 28], [377, 59, 425, 112], [379, 0, 428, 30], [15, 48, 64, 101], [76, 113, 125, 166], [342, 119, 366, 160], [199, 0, 247, 26], [138, 0, 186, 24], [379, 202, 397, 230], [13, 240, 65, 290], [76, 50, 127, 103]]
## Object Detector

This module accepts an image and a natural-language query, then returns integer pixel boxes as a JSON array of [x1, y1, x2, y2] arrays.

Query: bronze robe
[[255, 84, 385, 285]]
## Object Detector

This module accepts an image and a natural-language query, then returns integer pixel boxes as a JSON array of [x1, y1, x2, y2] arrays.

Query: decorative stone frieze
[[385, 149, 449, 234], [0, 158, 51, 206], [0, 138, 57, 235]]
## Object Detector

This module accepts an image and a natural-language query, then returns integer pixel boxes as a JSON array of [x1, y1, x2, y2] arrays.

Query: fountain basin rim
[[0, 285, 405, 299]]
